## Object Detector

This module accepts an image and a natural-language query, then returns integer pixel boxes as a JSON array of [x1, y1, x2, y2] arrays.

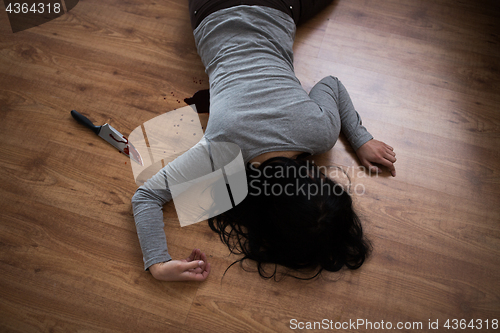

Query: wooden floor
[[1, 0, 499, 332]]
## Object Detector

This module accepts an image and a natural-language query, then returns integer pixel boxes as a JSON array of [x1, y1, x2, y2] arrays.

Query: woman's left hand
[[356, 139, 397, 177]]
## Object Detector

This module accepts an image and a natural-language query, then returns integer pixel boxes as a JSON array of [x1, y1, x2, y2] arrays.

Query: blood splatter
[[184, 89, 210, 114], [109, 134, 128, 144]]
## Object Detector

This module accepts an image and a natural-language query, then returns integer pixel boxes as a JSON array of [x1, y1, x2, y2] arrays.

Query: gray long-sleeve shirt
[[132, 5, 373, 270]]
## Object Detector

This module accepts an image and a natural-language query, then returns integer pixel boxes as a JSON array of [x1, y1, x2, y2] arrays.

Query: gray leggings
[[189, 0, 334, 29]]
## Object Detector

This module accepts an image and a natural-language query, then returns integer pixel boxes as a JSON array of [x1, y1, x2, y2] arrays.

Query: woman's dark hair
[[208, 156, 371, 280]]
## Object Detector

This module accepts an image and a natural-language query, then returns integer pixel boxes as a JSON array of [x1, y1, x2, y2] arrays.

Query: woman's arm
[[131, 168, 211, 281], [309, 76, 396, 176], [131, 175, 172, 270]]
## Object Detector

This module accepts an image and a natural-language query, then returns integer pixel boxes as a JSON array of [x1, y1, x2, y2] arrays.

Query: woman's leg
[[189, 0, 295, 30], [295, 0, 334, 25], [189, 0, 333, 29]]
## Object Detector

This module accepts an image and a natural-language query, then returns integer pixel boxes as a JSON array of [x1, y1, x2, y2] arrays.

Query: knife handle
[[71, 110, 101, 135]]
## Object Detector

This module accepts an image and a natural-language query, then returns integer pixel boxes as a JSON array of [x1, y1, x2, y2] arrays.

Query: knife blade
[[70, 110, 143, 166]]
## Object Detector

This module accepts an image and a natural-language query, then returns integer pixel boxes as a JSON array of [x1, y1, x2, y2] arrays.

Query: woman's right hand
[[149, 249, 211, 282]]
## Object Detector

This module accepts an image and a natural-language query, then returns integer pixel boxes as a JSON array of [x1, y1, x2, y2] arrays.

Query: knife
[[71, 110, 143, 166]]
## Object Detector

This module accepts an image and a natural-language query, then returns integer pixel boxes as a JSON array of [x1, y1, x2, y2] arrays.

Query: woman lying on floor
[[131, 0, 397, 282]]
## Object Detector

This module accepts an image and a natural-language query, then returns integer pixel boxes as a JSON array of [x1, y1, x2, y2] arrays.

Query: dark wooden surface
[[0, 0, 499, 332]]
